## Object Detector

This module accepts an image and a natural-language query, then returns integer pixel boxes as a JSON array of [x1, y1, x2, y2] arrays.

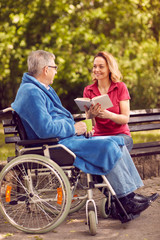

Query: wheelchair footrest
[[112, 195, 141, 223], [118, 212, 140, 223]]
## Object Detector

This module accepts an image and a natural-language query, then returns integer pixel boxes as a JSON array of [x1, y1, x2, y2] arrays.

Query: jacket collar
[[22, 73, 73, 119]]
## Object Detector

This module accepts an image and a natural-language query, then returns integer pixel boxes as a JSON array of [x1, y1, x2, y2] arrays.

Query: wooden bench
[[1, 107, 160, 179], [1, 108, 160, 160], [73, 108, 160, 158]]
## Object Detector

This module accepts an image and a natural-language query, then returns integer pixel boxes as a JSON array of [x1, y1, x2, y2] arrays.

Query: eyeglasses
[[48, 65, 58, 70]]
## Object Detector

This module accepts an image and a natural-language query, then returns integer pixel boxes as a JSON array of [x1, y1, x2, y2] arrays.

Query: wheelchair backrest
[[12, 111, 28, 140]]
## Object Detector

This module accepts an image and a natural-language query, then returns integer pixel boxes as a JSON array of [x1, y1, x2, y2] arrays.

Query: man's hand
[[84, 129, 94, 138], [74, 121, 94, 138], [74, 121, 87, 135]]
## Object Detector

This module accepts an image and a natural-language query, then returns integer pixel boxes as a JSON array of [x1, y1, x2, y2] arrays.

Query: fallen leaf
[[34, 236, 43, 240], [3, 233, 14, 238], [67, 219, 85, 224]]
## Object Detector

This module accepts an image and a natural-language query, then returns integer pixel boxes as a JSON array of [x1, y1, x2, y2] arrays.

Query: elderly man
[[11, 50, 158, 220]]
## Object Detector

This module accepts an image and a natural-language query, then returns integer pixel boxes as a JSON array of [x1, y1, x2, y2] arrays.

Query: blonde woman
[[83, 51, 133, 152]]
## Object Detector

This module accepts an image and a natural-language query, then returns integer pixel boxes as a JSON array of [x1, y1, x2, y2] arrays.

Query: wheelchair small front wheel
[[88, 210, 97, 236], [99, 197, 112, 219]]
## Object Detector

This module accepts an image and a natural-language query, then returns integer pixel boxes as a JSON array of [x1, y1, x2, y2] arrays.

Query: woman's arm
[[97, 100, 130, 125]]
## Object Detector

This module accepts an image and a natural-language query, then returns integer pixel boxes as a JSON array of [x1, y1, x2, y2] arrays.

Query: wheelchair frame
[[0, 108, 134, 235]]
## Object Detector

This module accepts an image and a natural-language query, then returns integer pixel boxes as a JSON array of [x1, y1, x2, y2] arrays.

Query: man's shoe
[[148, 193, 159, 202], [133, 193, 159, 203], [119, 197, 150, 215]]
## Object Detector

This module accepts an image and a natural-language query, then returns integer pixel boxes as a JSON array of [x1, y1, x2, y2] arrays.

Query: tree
[[0, 0, 160, 112]]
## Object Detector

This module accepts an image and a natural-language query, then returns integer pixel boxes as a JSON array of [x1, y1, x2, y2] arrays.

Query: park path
[[0, 177, 160, 240]]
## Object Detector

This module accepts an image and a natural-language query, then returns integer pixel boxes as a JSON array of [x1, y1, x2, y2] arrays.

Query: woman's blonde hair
[[92, 51, 122, 83]]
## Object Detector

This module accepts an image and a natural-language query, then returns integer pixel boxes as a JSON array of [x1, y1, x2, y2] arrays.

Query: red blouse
[[83, 81, 131, 136]]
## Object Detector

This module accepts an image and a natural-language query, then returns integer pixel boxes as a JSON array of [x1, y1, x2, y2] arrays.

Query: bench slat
[[131, 146, 160, 157], [2, 119, 15, 127], [129, 115, 160, 124], [130, 108, 160, 116], [132, 141, 160, 149], [4, 127, 18, 134], [129, 123, 160, 132], [5, 136, 21, 143]]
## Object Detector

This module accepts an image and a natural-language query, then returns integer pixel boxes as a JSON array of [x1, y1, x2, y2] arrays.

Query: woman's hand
[[84, 103, 101, 119], [97, 109, 110, 119], [97, 100, 130, 124]]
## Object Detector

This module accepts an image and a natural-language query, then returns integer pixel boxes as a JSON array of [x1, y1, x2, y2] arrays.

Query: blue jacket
[[11, 73, 124, 175]]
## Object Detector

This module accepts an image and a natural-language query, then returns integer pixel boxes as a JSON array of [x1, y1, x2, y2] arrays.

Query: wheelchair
[[0, 108, 135, 235]]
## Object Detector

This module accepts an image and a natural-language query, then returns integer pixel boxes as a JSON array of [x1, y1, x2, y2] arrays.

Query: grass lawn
[[0, 124, 15, 162], [131, 130, 160, 144], [0, 124, 160, 162]]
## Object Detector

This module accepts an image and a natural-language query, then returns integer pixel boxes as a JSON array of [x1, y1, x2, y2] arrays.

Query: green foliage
[[0, 0, 160, 113]]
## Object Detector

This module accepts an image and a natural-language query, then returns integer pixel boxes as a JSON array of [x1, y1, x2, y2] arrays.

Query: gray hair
[[27, 50, 55, 77]]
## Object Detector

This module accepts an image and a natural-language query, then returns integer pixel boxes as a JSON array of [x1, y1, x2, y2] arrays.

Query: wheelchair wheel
[[88, 210, 97, 236], [99, 197, 112, 219], [0, 154, 71, 233], [70, 189, 87, 214], [70, 172, 87, 214]]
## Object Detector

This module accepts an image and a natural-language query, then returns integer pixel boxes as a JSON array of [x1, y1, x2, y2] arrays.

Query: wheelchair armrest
[[0, 107, 13, 121], [17, 138, 59, 147]]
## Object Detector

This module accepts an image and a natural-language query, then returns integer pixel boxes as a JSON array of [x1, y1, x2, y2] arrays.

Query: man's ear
[[43, 66, 48, 76]]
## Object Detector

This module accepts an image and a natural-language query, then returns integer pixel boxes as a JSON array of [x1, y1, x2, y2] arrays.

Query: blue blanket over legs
[[59, 135, 124, 175]]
